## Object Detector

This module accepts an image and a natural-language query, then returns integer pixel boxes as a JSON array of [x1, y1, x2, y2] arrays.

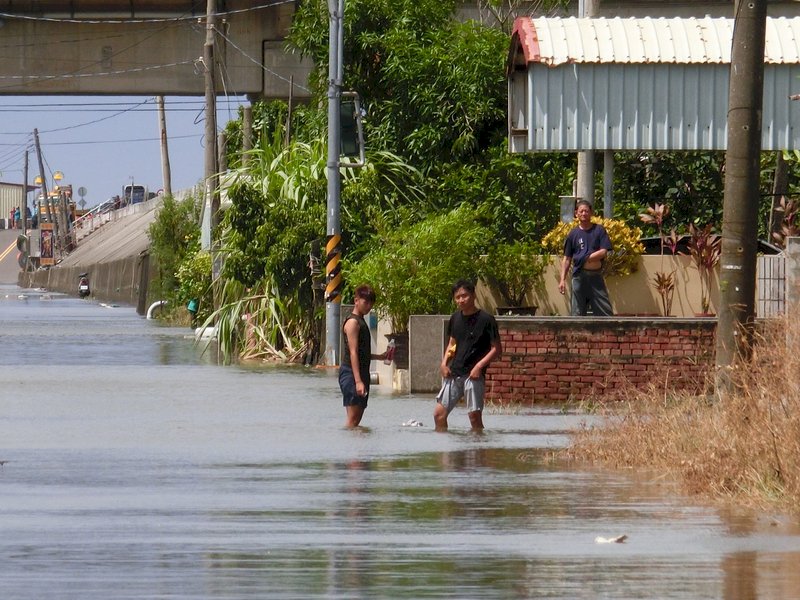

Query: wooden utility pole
[[156, 95, 172, 197], [715, 0, 768, 392]]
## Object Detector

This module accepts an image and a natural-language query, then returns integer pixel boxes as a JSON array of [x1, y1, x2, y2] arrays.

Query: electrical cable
[[0, 1, 295, 25]]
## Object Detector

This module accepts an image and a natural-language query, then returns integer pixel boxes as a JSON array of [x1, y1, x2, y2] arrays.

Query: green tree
[[147, 194, 201, 301]]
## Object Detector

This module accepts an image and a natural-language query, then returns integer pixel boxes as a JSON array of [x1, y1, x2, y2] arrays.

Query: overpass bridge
[[0, 0, 311, 99]]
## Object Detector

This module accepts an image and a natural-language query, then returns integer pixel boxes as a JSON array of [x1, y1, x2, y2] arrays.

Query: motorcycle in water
[[78, 273, 91, 298]]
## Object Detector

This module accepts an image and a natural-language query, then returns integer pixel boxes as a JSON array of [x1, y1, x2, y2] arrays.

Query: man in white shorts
[[434, 280, 502, 431]]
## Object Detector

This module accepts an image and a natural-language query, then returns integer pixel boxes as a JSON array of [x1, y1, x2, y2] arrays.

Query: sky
[[0, 94, 247, 210]]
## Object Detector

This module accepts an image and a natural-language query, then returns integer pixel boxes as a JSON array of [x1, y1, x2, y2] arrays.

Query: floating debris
[[402, 419, 424, 427], [595, 535, 628, 544]]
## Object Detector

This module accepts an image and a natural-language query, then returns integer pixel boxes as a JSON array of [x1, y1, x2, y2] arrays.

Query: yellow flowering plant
[[542, 217, 644, 277]]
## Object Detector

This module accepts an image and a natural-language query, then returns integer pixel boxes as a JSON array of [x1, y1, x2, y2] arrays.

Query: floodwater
[[1, 285, 800, 599]]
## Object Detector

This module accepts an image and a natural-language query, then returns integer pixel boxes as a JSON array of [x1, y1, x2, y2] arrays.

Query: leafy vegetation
[[178, 1, 800, 363], [345, 205, 492, 333], [542, 217, 644, 277], [147, 194, 201, 318], [478, 241, 548, 308]]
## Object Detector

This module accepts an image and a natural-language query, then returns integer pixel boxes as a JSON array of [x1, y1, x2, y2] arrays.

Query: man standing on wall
[[340, 284, 387, 428], [558, 200, 614, 316], [434, 280, 502, 432]]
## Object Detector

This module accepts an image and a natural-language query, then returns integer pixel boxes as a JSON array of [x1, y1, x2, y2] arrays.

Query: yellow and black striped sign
[[325, 233, 342, 303]]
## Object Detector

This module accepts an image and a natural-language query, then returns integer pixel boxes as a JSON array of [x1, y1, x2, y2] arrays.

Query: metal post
[[21, 150, 28, 236], [242, 103, 253, 166], [33, 129, 51, 225], [324, 0, 344, 366], [576, 0, 597, 206], [715, 0, 767, 393], [603, 150, 614, 218], [202, 0, 218, 253]]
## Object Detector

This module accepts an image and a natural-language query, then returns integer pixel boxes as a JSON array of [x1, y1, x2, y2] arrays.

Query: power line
[[44, 133, 201, 146], [0, 1, 294, 25], [213, 25, 311, 94], [0, 59, 195, 82]]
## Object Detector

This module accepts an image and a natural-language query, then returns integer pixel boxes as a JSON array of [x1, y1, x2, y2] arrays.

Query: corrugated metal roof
[[512, 16, 800, 67]]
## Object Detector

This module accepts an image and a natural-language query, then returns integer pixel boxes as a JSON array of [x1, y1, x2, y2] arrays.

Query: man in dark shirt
[[558, 200, 614, 316], [339, 284, 387, 428], [434, 280, 502, 431]]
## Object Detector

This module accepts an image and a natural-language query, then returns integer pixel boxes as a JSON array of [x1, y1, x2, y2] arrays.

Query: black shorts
[[339, 365, 369, 407]]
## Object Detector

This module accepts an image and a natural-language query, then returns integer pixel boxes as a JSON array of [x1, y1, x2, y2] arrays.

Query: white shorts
[[436, 376, 485, 415]]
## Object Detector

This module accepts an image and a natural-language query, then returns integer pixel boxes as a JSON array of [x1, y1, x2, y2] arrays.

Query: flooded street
[[2, 285, 800, 599]]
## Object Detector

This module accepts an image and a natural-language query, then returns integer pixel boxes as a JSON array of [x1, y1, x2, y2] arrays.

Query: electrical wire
[[43, 133, 201, 146], [35, 97, 155, 134], [0, 1, 295, 25], [213, 25, 311, 94]]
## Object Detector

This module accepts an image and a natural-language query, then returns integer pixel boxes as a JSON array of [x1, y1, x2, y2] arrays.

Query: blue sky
[[0, 94, 246, 209]]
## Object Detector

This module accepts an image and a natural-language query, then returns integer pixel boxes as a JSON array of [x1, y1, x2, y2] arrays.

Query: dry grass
[[567, 316, 800, 513]]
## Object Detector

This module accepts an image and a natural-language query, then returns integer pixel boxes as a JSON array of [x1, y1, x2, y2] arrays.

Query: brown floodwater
[[2, 285, 800, 599]]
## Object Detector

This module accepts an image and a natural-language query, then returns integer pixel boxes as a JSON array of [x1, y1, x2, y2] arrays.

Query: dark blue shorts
[[339, 365, 369, 407]]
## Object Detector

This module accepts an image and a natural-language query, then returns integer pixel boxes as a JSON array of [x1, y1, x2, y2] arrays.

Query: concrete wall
[[476, 255, 719, 318], [0, 0, 310, 98]]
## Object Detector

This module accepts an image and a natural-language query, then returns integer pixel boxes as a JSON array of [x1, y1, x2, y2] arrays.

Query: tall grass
[[199, 276, 311, 365], [568, 316, 800, 513]]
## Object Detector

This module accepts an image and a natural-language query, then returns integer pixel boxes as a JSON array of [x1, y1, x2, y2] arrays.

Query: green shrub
[[176, 251, 213, 323], [346, 205, 491, 332], [542, 217, 644, 277]]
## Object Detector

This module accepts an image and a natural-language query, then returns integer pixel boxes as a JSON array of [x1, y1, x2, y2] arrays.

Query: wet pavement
[[1, 285, 799, 599]]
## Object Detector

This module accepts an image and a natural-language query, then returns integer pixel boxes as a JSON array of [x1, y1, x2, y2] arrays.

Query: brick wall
[[487, 317, 717, 403]]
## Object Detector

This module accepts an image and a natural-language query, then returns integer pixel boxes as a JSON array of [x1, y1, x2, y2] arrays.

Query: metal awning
[[508, 16, 800, 152]]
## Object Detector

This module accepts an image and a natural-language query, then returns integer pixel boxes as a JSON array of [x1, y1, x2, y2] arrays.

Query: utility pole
[[21, 150, 28, 237], [156, 95, 172, 197], [33, 129, 52, 226], [715, 0, 768, 394], [324, 0, 344, 366], [242, 103, 253, 167], [576, 0, 598, 207], [202, 0, 218, 252]]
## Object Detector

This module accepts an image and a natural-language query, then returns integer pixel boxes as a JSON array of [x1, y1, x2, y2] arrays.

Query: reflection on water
[[1, 286, 800, 599]]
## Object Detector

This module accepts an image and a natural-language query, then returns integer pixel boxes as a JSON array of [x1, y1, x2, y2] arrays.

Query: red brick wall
[[487, 318, 716, 403]]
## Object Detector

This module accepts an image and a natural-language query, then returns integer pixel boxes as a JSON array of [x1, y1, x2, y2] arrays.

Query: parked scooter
[[78, 273, 91, 298]]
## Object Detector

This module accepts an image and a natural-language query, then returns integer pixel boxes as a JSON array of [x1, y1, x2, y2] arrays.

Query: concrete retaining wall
[[17, 197, 164, 313]]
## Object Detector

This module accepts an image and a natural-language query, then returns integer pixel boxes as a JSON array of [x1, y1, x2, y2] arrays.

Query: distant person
[[434, 280, 502, 432], [14, 206, 20, 228], [9, 207, 14, 228], [558, 200, 614, 316], [339, 284, 387, 428]]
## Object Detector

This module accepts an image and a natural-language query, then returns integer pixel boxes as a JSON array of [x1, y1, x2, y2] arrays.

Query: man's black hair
[[451, 279, 475, 297]]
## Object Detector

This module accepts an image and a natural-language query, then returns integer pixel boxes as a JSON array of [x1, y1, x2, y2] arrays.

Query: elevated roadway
[[18, 198, 163, 312]]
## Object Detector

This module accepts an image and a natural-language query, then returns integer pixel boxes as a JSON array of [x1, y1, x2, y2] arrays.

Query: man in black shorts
[[339, 284, 387, 428], [434, 280, 502, 431]]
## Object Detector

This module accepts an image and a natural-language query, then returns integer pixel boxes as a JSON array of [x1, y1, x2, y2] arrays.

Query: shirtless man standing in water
[[339, 284, 387, 428]]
